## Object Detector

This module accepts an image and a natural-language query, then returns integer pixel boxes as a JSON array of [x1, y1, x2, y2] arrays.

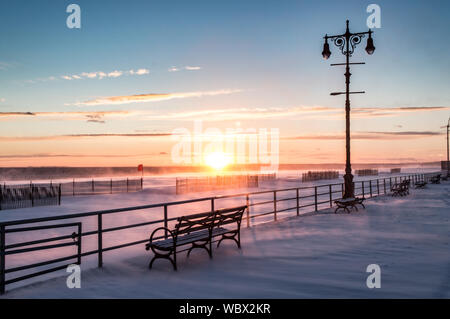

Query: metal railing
[[0, 172, 436, 294]]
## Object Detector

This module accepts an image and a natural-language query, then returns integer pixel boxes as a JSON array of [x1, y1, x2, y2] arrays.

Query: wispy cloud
[[352, 106, 450, 118], [169, 66, 201, 72], [23, 68, 150, 83], [147, 105, 449, 121], [184, 66, 201, 71], [283, 131, 443, 140], [72, 89, 242, 106], [0, 132, 174, 142], [0, 110, 133, 124], [143, 106, 335, 121], [0, 61, 18, 71]]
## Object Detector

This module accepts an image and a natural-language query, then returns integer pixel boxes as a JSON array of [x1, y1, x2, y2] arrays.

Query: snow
[[1, 174, 448, 298]]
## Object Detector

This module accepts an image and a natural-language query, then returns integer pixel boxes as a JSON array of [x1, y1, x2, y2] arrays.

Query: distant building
[[441, 161, 450, 170]]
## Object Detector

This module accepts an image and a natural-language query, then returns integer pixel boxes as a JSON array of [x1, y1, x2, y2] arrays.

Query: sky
[[0, 0, 449, 167]]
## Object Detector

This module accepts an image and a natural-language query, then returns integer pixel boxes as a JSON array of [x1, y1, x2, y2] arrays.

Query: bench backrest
[[213, 206, 246, 229], [174, 205, 247, 237], [175, 211, 216, 237]]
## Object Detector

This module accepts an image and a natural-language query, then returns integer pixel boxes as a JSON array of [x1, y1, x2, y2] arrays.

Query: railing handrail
[[0, 172, 438, 227]]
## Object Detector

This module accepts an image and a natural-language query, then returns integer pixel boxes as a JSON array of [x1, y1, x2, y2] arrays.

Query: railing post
[[0, 225, 5, 295], [273, 191, 277, 221], [341, 183, 344, 198], [110, 179, 113, 194], [31, 185, 34, 207], [329, 185, 332, 208], [377, 179, 380, 196], [246, 194, 250, 228], [58, 184, 62, 205], [314, 186, 318, 211], [98, 214, 103, 268], [92, 179, 95, 193], [362, 181, 365, 198], [296, 188, 299, 216], [369, 180, 373, 198], [77, 223, 82, 265], [164, 205, 168, 239], [127, 178, 129, 192], [383, 179, 386, 194], [73, 179, 75, 196]]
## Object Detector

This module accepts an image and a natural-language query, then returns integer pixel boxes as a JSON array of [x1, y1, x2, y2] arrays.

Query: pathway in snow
[[2, 182, 449, 298]]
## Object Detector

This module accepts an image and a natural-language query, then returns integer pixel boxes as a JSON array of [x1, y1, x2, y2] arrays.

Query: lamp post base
[[343, 173, 355, 199]]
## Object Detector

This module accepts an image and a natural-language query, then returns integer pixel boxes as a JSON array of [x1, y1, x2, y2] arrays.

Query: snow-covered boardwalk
[[3, 182, 449, 298]]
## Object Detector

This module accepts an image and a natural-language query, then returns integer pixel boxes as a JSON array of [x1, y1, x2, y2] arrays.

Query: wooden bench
[[414, 181, 427, 189], [145, 205, 246, 271], [391, 180, 410, 196], [430, 174, 441, 184], [334, 197, 365, 214]]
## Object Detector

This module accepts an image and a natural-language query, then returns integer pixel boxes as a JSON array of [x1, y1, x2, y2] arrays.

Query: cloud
[[72, 89, 242, 106], [0, 111, 35, 117], [108, 70, 123, 78], [0, 110, 133, 124], [185, 66, 201, 71], [0, 153, 166, 159], [0, 132, 174, 142], [29, 68, 150, 83], [352, 106, 450, 118], [0, 61, 18, 70], [142, 106, 334, 121], [169, 66, 201, 72], [129, 69, 150, 75], [81, 72, 98, 79], [283, 131, 443, 140]]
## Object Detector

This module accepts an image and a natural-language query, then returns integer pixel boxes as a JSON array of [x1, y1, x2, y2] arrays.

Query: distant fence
[[302, 171, 339, 182], [390, 168, 401, 174], [0, 184, 61, 210], [0, 172, 439, 294], [1, 178, 144, 198], [356, 169, 378, 176], [59, 178, 143, 196], [176, 174, 275, 194]]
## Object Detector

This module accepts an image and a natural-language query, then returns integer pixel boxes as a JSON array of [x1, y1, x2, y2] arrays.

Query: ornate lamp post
[[322, 20, 375, 198], [446, 117, 450, 177]]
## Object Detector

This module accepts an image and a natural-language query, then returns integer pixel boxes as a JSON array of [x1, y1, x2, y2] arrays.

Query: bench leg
[[187, 241, 212, 259], [149, 250, 177, 271], [217, 231, 240, 249]]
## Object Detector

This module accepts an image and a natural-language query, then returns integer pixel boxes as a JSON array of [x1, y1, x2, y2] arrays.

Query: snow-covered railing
[[0, 172, 437, 294]]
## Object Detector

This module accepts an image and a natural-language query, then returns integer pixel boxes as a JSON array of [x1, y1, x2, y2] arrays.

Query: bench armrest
[[146, 227, 176, 250]]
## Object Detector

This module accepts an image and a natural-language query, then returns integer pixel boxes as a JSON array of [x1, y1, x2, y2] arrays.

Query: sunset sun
[[204, 152, 231, 170]]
